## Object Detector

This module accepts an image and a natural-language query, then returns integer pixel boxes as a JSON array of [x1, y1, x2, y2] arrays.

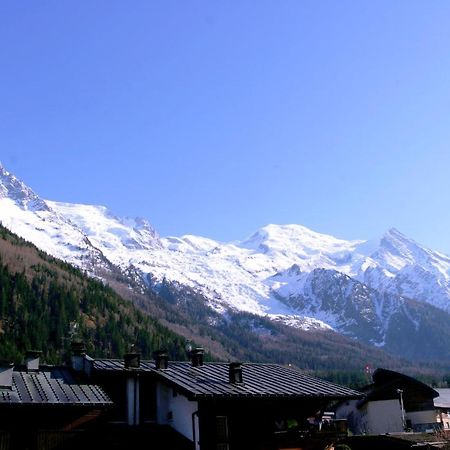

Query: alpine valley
[[2, 164, 450, 368]]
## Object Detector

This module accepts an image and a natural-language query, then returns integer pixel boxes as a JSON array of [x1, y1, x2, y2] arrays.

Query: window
[[216, 416, 229, 450]]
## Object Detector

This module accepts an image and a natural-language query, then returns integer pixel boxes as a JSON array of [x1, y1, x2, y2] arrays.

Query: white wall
[[407, 410, 438, 428], [337, 399, 442, 435], [156, 382, 198, 442], [156, 382, 171, 425], [336, 399, 404, 435], [126, 377, 140, 425], [366, 400, 403, 434]]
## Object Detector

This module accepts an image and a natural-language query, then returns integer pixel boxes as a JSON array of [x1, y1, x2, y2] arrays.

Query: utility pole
[[397, 388, 406, 431]]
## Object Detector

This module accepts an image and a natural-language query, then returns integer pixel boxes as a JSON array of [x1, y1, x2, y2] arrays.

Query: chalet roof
[[93, 359, 361, 400], [0, 366, 112, 406], [93, 358, 154, 372], [357, 368, 438, 408]]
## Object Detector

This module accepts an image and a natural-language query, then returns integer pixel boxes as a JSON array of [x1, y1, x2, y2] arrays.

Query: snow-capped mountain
[[0, 166, 109, 271], [2, 164, 450, 356]]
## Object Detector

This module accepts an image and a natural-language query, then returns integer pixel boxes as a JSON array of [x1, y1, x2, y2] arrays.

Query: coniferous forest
[[0, 224, 187, 363]]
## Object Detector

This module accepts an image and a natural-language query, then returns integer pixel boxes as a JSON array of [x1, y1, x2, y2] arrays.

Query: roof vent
[[0, 362, 14, 389], [26, 350, 41, 372], [153, 350, 168, 370], [229, 362, 243, 384], [191, 348, 204, 367], [124, 352, 140, 369]]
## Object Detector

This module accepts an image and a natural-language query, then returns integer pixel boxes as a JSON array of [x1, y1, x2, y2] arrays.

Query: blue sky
[[1, 1, 450, 251]]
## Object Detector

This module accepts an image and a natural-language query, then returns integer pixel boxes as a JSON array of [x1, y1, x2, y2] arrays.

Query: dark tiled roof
[[0, 366, 112, 406], [94, 359, 154, 372], [94, 359, 361, 400], [357, 368, 439, 407], [373, 368, 439, 398]]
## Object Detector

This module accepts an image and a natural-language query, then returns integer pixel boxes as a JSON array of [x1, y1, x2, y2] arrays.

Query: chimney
[[124, 352, 140, 369], [229, 362, 243, 384], [25, 350, 41, 372], [0, 362, 14, 389], [153, 350, 168, 370], [71, 341, 86, 371], [190, 348, 204, 367]]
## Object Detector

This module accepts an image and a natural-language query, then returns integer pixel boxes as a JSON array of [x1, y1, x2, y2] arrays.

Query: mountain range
[[1, 164, 450, 362]]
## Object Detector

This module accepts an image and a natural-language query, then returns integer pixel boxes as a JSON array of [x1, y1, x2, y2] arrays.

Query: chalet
[[335, 368, 440, 435], [87, 348, 362, 450], [0, 350, 112, 449]]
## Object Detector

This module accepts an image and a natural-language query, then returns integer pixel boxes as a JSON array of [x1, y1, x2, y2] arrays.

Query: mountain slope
[[1, 222, 424, 381], [0, 224, 188, 363], [2, 164, 450, 362]]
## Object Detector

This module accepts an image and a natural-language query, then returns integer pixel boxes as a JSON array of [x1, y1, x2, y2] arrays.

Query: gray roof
[[0, 366, 112, 406], [94, 359, 361, 400], [94, 358, 154, 372], [435, 389, 450, 408]]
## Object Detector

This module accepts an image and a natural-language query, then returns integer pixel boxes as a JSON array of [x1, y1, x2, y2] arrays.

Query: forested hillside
[[0, 224, 187, 363]]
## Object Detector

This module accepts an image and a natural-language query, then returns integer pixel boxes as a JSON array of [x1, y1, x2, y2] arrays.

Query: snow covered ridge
[[1, 164, 450, 343]]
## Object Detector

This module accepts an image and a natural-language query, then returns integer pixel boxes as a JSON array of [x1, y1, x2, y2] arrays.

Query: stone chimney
[[124, 352, 140, 369], [25, 350, 41, 372], [0, 362, 14, 389], [153, 350, 168, 370], [71, 341, 86, 372], [229, 362, 243, 384], [190, 348, 204, 367]]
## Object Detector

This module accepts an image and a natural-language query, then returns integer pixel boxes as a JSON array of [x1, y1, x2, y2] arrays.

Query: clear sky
[[1, 1, 450, 252]]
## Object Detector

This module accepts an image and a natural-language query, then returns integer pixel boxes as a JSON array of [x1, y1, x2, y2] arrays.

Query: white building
[[336, 368, 439, 435]]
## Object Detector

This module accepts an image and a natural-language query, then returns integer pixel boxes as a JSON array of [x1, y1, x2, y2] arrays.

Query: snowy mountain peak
[[381, 227, 418, 250], [239, 223, 363, 256], [384, 227, 405, 238], [0, 165, 49, 212], [46, 201, 163, 257], [372, 227, 438, 272], [134, 216, 157, 233]]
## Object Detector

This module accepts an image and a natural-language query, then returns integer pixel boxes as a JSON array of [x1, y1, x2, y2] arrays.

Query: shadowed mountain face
[[2, 164, 450, 362]]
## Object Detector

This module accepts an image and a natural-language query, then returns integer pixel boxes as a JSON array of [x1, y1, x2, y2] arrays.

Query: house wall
[[366, 400, 403, 434], [198, 397, 329, 450], [126, 376, 140, 425], [407, 410, 438, 430], [336, 399, 403, 435], [155, 382, 198, 442]]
